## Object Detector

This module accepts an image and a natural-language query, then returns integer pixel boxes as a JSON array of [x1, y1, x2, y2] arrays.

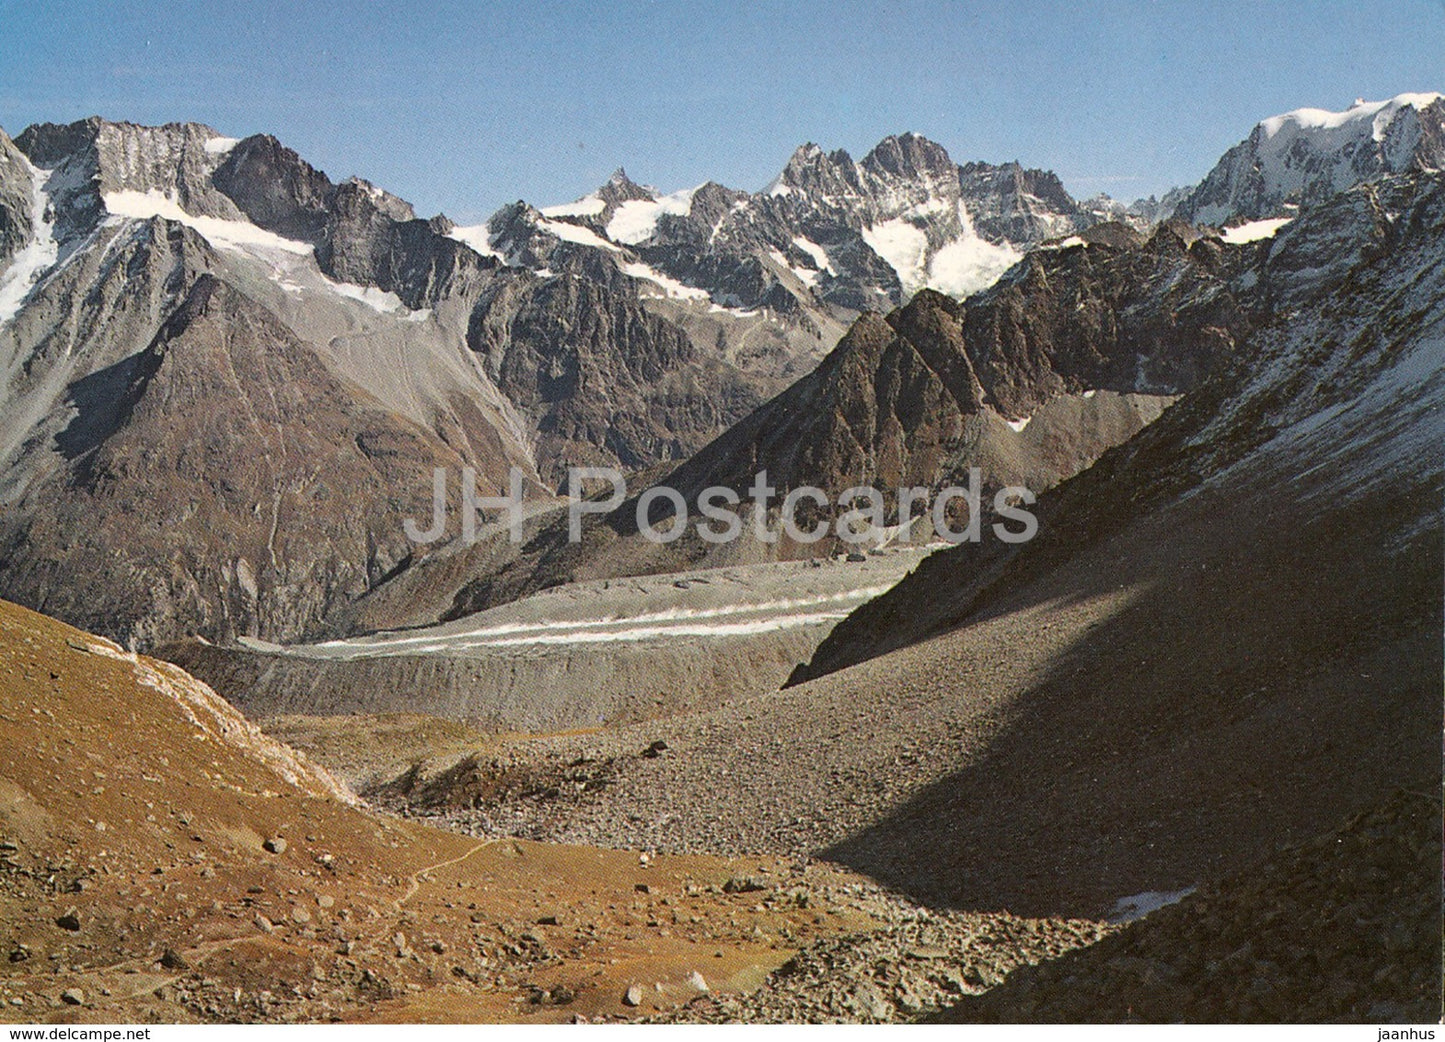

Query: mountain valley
[[0, 91, 1441, 1024]]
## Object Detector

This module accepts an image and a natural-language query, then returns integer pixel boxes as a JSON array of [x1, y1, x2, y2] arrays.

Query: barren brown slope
[[1, 596, 1080, 1024]]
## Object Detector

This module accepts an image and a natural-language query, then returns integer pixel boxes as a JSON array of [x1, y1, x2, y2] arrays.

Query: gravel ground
[[380, 449, 1439, 924], [933, 785, 1442, 1023], [648, 909, 1113, 1023], [374, 585, 1096, 882]]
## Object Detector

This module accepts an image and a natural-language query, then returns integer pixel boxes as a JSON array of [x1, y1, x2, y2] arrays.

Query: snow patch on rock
[[103, 189, 312, 255], [539, 217, 620, 252], [445, 222, 502, 259], [791, 235, 834, 273], [1108, 887, 1196, 924], [0, 159, 59, 327], [540, 193, 606, 218], [621, 260, 709, 300], [861, 218, 929, 295], [1221, 217, 1293, 244], [927, 234, 1022, 298]]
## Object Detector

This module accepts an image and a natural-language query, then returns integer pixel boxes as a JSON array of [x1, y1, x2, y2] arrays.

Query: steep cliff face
[[656, 217, 1250, 518], [0, 131, 36, 266], [467, 265, 766, 487]]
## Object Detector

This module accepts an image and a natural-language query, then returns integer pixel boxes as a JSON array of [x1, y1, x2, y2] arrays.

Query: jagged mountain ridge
[[475, 132, 1101, 319], [0, 114, 1125, 647], [0, 97, 1437, 649], [397, 92, 1445, 630]]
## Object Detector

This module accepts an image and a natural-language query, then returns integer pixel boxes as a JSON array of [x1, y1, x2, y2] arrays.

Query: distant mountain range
[[0, 93, 1439, 647]]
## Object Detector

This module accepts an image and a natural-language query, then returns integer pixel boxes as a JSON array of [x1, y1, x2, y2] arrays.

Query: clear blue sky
[[1, 1, 1441, 223]]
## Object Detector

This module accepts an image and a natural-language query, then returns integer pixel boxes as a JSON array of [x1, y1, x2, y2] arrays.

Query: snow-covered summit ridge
[[1175, 92, 1445, 226], [1258, 93, 1443, 139]]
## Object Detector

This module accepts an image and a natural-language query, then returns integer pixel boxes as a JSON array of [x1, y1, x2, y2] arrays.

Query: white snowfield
[[606, 185, 700, 245], [1253, 94, 1444, 191], [620, 260, 709, 300], [860, 198, 1021, 299], [102, 189, 427, 318], [1188, 92, 1445, 227], [102, 189, 313, 254], [539, 193, 606, 218], [538, 216, 619, 252], [443, 221, 502, 259], [1220, 217, 1293, 244], [1259, 92, 1443, 141], [926, 230, 1022, 298], [861, 218, 929, 294]]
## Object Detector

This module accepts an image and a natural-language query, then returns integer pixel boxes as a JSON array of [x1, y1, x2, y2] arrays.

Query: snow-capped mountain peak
[[1174, 91, 1445, 226]]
